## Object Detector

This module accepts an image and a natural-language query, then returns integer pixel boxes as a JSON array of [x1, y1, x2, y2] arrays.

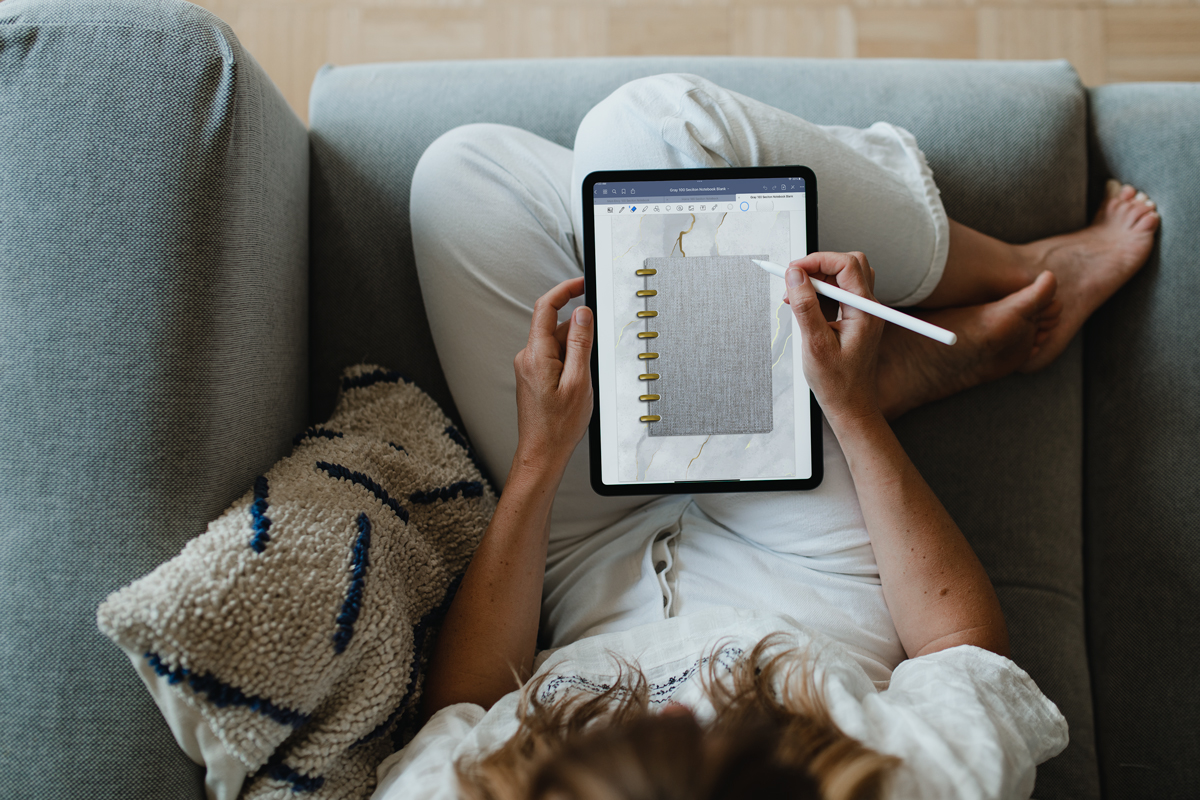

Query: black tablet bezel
[[583, 165, 824, 496]]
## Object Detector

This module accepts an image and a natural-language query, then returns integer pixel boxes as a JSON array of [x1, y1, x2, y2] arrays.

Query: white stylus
[[752, 259, 957, 346]]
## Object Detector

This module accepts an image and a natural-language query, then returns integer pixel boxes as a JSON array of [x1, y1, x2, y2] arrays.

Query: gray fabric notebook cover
[[644, 256, 773, 437]]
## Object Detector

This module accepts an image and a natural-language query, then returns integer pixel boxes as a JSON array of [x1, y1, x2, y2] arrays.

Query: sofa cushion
[[0, 1, 308, 798], [1085, 83, 1200, 797], [98, 366, 494, 800], [309, 57, 1095, 798]]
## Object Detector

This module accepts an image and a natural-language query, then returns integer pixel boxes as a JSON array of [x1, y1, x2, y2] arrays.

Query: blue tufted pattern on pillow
[[99, 366, 494, 799]]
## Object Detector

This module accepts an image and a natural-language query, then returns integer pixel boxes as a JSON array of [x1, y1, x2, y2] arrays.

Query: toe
[[1124, 199, 1156, 226], [1135, 209, 1161, 233], [1037, 300, 1062, 336], [1029, 270, 1058, 309], [1038, 302, 1063, 330], [1001, 270, 1058, 323], [1119, 183, 1137, 201]]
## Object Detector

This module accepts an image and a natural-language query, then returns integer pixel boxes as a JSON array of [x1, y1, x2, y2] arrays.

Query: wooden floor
[[192, 0, 1200, 123]]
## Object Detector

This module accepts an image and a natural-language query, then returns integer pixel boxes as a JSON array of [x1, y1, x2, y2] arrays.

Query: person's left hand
[[512, 276, 594, 475]]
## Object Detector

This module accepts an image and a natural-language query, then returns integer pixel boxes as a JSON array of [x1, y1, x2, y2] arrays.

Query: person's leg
[[875, 272, 1059, 420], [918, 220, 1041, 307], [921, 183, 1159, 311], [876, 180, 1160, 417], [575, 75, 1159, 406], [572, 74, 949, 308], [411, 123, 652, 543]]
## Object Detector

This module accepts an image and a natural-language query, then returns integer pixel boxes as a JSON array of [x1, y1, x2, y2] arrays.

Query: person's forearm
[[828, 409, 1009, 659], [419, 451, 565, 719]]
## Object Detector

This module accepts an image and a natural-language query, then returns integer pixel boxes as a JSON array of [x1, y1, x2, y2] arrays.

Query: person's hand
[[784, 252, 884, 426], [512, 276, 594, 476]]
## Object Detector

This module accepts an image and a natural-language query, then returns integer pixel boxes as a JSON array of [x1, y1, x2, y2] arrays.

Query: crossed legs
[[567, 73, 1158, 422], [412, 75, 1160, 493], [876, 186, 1159, 419]]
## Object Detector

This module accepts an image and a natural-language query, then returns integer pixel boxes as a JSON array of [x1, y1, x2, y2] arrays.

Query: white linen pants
[[410, 75, 950, 682]]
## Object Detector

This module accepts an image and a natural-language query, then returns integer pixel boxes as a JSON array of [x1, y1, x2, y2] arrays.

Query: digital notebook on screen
[[582, 166, 824, 496]]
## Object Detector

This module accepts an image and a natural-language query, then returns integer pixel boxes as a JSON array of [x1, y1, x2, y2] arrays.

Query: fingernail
[[574, 306, 590, 325], [1106, 179, 1120, 198], [785, 267, 804, 288]]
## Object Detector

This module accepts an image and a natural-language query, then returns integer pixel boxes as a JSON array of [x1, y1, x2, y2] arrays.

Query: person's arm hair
[[420, 278, 595, 720], [785, 254, 1009, 659]]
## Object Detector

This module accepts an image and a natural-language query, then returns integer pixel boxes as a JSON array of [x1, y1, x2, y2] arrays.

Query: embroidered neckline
[[537, 645, 745, 707]]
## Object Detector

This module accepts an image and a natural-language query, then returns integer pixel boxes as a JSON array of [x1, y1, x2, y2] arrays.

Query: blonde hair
[[456, 634, 900, 800]]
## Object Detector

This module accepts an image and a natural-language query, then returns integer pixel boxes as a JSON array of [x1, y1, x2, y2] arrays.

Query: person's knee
[[413, 123, 515, 202], [575, 74, 730, 174], [577, 74, 703, 144]]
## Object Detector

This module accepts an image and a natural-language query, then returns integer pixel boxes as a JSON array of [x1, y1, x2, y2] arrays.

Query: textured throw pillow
[[97, 366, 495, 799]]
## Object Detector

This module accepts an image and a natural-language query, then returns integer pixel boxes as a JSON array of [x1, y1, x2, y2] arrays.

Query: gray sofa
[[2, 1, 1197, 798]]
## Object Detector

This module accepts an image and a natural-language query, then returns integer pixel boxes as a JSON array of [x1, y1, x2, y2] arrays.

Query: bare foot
[[877, 271, 1060, 420], [1016, 180, 1159, 372]]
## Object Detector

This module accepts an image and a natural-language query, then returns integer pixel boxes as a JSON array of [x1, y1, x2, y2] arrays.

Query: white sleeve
[[370, 703, 486, 800], [850, 646, 1068, 800]]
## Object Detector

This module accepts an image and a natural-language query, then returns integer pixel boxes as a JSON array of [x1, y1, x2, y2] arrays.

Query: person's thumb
[[561, 305, 594, 389], [786, 266, 830, 347]]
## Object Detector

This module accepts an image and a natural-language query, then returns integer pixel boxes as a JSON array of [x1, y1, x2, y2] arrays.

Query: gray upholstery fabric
[[0, 2, 309, 799], [1085, 84, 1200, 797], [309, 57, 1095, 797]]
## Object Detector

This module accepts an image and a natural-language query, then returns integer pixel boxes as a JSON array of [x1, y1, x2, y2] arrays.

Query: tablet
[[583, 166, 823, 496]]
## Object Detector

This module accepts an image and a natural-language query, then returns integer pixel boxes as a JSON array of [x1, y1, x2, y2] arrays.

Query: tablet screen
[[587, 170, 817, 490]]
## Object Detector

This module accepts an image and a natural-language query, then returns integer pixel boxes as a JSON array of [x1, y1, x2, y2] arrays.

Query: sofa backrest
[[309, 56, 1097, 799]]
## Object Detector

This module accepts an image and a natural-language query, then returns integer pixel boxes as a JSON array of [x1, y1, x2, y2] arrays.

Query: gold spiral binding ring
[[637, 310, 657, 318], [636, 268, 657, 276], [638, 352, 659, 360], [639, 373, 659, 380], [636, 289, 657, 297], [640, 394, 660, 401], [637, 331, 658, 339], [640, 415, 661, 422]]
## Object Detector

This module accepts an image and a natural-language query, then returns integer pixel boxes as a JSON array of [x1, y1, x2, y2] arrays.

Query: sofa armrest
[[1085, 83, 1200, 798], [0, 2, 308, 798]]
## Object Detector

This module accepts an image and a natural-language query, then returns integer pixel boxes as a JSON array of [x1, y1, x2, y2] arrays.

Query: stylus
[[752, 259, 957, 346]]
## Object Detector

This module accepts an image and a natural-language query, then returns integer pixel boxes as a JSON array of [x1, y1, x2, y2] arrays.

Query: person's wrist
[[823, 401, 888, 440], [510, 438, 572, 486]]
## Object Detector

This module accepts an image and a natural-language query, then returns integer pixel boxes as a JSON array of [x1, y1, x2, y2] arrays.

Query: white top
[[542, 421, 908, 686], [371, 607, 1067, 800]]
